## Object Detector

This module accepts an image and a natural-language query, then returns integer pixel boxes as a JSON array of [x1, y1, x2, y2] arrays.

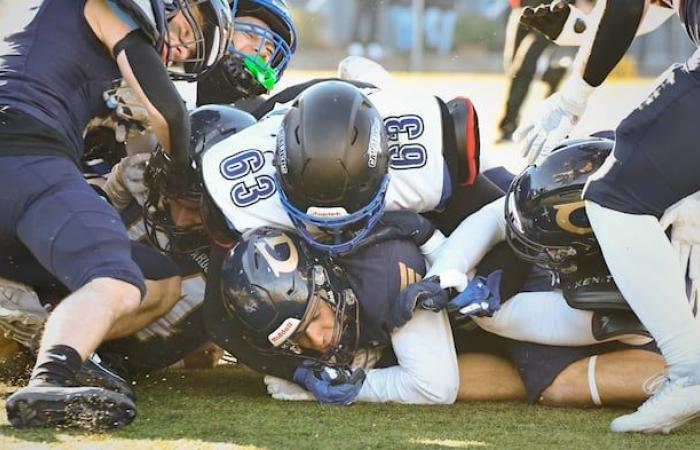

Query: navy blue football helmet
[[505, 136, 613, 274], [220, 228, 360, 366], [274, 81, 391, 254], [143, 104, 256, 254]]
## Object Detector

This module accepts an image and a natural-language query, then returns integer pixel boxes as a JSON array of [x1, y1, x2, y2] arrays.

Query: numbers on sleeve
[[389, 143, 427, 169], [219, 149, 277, 207], [384, 114, 427, 169], [384, 115, 424, 140]]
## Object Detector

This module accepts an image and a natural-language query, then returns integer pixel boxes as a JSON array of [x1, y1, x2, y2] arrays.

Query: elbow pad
[[583, 0, 645, 87]]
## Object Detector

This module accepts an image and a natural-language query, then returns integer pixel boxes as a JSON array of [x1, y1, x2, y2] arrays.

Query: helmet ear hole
[[294, 126, 301, 145], [351, 127, 358, 145]]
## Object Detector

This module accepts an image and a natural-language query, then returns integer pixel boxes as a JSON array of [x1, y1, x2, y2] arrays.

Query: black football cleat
[[76, 353, 135, 400], [6, 384, 136, 430]]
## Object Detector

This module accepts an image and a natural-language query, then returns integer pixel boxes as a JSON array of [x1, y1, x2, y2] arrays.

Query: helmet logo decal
[[306, 206, 349, 219], [254, 234, 299, 276], [276, 126, 288, 174], [268, 317, 301, 346], [367, 117, 383, 168], [554, 201, 592, 235]]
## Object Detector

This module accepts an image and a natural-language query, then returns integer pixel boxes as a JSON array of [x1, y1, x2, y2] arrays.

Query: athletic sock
[[586, 201, 700, 380], [29, 344, 83, 387]]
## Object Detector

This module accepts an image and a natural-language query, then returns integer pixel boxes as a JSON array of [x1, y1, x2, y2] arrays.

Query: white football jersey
[[201, 88, 451, 235]]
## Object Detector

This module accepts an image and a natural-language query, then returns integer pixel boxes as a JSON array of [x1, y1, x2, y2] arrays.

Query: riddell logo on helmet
[[307, 207, 349, 218], [367, 117, 382, 168], [268, 317, 301, 346]]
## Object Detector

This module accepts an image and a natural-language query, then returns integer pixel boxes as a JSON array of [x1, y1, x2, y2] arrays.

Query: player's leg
[[583, 60, 700, 433], [453, 327, 527, 401], [105, 242, 182, 340], [1, 155, 142, 429], [541, 349, 666, 408], [457, 352, 527, 401], [498, 19, 551, 142]]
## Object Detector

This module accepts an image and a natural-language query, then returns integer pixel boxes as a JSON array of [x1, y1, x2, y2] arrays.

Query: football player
[[0, 0, 232, 429], [205, 226, 665, 407], [195, 0, 297, 107], [513, 0, 700, 434], [93, 0, 297, 155], [200, 78, 503, 258], [0, 104, 250, 425], [399, 138, 652, 345]]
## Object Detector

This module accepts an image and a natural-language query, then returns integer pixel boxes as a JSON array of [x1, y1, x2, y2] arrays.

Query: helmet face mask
[[505, 137, 613, 274], [143, 105, 256, 255], [274, 81, 391, 254], [166, 0, 234, 81], [277, 175, 390, 254], [219, 0, 297, 96], [221, 228, 360, 367]]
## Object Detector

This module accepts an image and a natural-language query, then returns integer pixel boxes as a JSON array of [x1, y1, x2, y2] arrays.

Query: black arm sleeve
[[113, 30, 189, 168], [582, 0, 645, 87]]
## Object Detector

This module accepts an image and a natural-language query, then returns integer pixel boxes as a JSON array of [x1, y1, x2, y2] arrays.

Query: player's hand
[[520, 0, 585, 43], [104, 84, 150, 126], [292, 360, 366, 406], [103, 153, 151, 210], [264, 375, 315, 401], [660, 192, 700, 292], [388, 270, 468, 330], [447, 270, 502, 322], [514, 74, 594, 165], [347, 211, 437, 256]]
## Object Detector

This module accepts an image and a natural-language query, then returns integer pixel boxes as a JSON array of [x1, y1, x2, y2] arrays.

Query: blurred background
[[280, 0, 695, 160], [287, 0, 692, 75]]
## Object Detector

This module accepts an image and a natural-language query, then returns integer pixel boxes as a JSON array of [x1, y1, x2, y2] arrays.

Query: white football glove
[[514, 74, 594, 165], [660, 192, 700, 303], [102, 153, 152, 210], [264, 375, 315, 401]]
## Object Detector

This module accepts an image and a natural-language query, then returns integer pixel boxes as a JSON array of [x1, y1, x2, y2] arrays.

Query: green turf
[[1, 365, 699, 449]]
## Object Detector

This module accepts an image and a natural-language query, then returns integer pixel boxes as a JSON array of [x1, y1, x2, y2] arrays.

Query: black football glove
[[386, 276, 451, 332], [520, 0, 586, 42]]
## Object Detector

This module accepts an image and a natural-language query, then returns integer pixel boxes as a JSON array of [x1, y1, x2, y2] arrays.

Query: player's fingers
[[677, 241, 690, 274], [513, 122, 533, 145], [526, 131, 546, 164], [689, 245, 700, 281], [659, 209, 677, 230]]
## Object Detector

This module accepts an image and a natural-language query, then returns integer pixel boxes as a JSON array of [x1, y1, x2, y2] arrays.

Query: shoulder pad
[[113, 0, 168, 52], [443, 97, 480, 187]]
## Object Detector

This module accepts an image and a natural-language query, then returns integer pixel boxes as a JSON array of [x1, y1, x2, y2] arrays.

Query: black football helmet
[[274, 80, 391, 254], [143, 104, 256, 254], [505, 137, 613, 274], [220, 228, 360, 366]]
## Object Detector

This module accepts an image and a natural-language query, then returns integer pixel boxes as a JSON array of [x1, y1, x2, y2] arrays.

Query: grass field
[[2, 365, 700, 449], [1, 72, 695, 449]]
